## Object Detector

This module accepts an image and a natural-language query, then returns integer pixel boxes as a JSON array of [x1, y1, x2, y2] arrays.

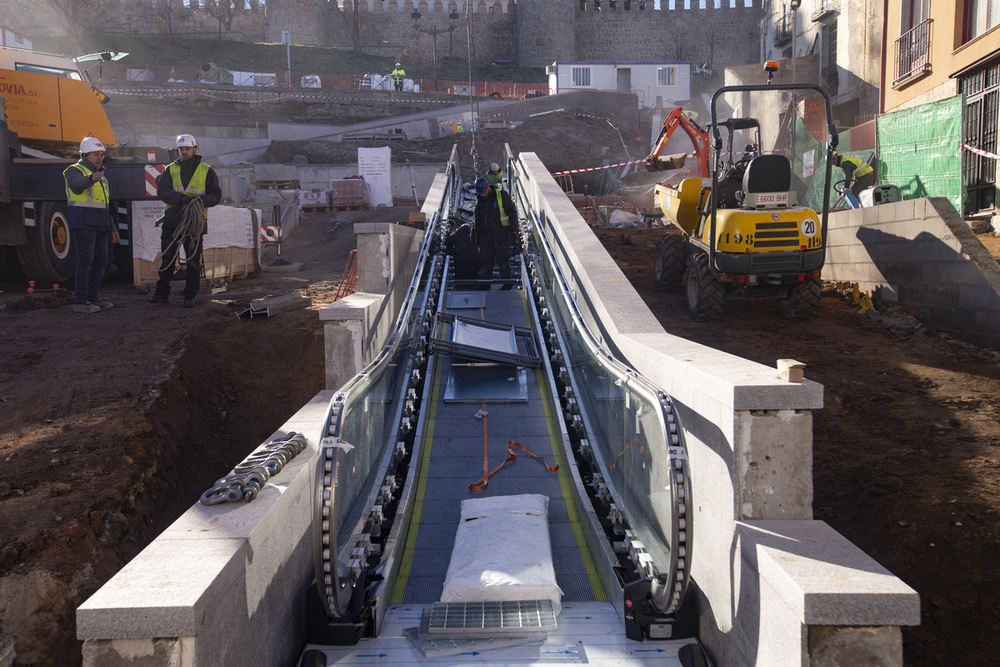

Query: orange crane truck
[[0, 34, 167, 285]]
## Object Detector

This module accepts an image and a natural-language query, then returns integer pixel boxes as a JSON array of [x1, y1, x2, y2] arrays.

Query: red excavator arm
[[643, 107, 710, 178]]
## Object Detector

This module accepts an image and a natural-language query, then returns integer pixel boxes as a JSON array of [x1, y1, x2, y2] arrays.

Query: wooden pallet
[[301, 206, 332, 213], [330, 203, 370, 211]]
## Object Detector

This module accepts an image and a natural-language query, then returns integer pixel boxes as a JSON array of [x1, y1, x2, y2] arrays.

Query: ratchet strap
[[469, 407, 559, 491]]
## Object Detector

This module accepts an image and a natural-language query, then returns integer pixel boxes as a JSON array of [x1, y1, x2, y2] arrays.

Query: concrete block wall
[[320, 173, 446, 389], [823, 196, 1000, 349], [77, 392, 335, 667], [515, 151, 918, 666]]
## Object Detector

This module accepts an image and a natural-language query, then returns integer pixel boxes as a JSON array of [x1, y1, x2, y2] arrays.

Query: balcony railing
[[811, 0, 839, 22], [774, 10, 793, 47], [894, 18, 933, 86]]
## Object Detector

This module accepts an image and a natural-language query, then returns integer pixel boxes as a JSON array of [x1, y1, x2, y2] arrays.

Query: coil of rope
[[163, 196, 207, 254]]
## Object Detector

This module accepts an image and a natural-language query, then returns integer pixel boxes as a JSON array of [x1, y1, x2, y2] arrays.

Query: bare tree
[[22, 0, 138, 39], [146, 0, 194, 43], [202, 0, 239, 38]]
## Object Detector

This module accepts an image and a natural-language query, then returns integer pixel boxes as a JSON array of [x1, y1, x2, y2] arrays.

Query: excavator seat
[[742, 154, 791, 197]]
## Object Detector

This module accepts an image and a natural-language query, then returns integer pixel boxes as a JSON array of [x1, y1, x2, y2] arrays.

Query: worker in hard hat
[[832, 153, 875, 199], [390, 61, 406, 92], [149, 134, 222, 308], [484, 162, 504, 188], [473, 176, 520, 289], [63, 137, 119, 313]]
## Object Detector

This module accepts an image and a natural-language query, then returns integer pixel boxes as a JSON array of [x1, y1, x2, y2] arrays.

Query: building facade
[[883, 0, 999, 216]]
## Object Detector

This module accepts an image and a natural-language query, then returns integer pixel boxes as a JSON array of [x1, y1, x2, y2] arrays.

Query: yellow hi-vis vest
[[841, 155, 874, 179], [165, 161, 211, 219], [496, 188, 509, 227], [64, 163, 109, 209]]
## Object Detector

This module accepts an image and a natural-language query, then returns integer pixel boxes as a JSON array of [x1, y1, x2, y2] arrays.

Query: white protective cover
[[440, 494, 563, 615]]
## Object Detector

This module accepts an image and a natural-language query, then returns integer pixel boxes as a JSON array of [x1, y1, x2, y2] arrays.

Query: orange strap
[[606, 437, 652, 471], [468, 409, 560, 493]]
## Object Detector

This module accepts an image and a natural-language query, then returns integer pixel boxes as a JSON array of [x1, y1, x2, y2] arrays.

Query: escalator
[[301, 147, 708, 665]]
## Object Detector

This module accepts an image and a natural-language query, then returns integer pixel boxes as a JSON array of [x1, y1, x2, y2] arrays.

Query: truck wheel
[[780, 276, 822, 319], [685, 252, 724, 321], [15, 202, 75, 284], [654, 233, 685, 290]]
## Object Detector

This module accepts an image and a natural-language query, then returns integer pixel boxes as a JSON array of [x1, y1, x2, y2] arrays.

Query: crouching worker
[[446, 220, 481, 280]]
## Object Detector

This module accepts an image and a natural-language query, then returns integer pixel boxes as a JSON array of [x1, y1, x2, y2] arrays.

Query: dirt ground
[[2, 131, 1000, 664], [593, 226, 1000, 667]]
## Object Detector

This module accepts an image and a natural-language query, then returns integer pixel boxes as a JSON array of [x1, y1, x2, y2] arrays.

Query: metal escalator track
[[306, 147, 701, 664]]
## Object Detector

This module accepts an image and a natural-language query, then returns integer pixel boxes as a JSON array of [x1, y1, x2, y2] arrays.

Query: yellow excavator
[[648, 62, 838, 320]]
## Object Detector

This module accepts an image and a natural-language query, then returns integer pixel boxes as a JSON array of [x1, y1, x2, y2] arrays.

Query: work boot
[[72, 303, 100, 314], [89, 300, 114, 310], [183, 297, 196, 308], [149, 294, 169, 304]]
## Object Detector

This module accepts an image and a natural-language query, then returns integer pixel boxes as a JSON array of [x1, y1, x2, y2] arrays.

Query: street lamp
[[789, 0, 800, 83], [411, 10, 461, 93], [281, 30, 292, 87]]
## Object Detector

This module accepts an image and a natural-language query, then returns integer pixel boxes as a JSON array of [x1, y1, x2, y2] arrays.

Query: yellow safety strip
[[521, 290, 606, 601], [390, 355, 443, 604]]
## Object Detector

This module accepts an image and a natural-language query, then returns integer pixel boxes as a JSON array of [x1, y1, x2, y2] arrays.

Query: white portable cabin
[[546, 60, 692, 108]]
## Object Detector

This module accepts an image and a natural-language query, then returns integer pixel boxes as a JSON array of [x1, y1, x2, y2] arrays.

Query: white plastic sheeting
[[440, 494, 563, 615]]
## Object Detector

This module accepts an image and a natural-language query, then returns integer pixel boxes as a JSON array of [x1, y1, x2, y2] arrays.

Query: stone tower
[[517, 0, 576, 68], [264, 0, 330, 46]]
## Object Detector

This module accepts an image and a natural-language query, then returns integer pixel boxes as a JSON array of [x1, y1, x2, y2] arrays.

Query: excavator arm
[[643, 107, 710, 178]]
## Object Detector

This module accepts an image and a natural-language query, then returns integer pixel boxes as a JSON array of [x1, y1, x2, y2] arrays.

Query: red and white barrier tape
[[962, 143, 1000, 160], [104, 87, 456, 105], [550, 159, 643, 176]]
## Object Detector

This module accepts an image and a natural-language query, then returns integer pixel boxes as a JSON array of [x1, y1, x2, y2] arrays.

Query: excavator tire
[[15, 201, 75, 285], [685, 252, 724, 321], [654, 232, 686, 290], [780, 276, 822, 319]]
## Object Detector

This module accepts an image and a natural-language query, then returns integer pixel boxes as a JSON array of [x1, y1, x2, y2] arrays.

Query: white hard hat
[[396, 62, 401, 67], [175, 134, 197, 148], [80, 137, 105, 154], [491, 162, 499, 171]]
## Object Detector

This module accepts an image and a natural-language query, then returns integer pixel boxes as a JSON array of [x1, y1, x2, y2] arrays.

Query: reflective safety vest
[[391, 67, 406, 82], [64, 163, 109, 209], [165, 161, 211, 219], [840, 155, 873, 179], [495, 188, 509, 227]]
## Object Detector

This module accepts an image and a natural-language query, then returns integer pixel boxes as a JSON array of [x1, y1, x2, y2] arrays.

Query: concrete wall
[[823, 197, 1000, 350], [77, 391, 335, 667], [320, 174, 446, 389], [514, 150, 918, 666]]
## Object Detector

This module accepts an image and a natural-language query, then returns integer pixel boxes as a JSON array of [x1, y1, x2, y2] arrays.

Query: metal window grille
[[893, 18, 932, 85], [962, 60, 1000, 214]]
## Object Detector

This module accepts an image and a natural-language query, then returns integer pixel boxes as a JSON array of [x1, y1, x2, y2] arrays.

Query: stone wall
[[572, 1, 763, 72], [1, 0, 763, 74]]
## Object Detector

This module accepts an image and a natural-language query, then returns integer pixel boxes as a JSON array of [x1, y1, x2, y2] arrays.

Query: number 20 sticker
[[801, 218, 818, 237]]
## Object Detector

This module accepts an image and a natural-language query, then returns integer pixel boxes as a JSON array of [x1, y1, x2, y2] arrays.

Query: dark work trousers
[[154, 227, 204, 299], [477, 233, 512, 288], [850, 171, 876, 198], [72, 228, 111, 304]]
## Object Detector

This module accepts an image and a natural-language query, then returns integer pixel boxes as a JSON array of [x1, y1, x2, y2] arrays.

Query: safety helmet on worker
[[80, 137, 105, 154], [395, 62, 401, 68], [175, 134, 198, 148], [490, 162, 500, 172], [475, 177, 490, 195]]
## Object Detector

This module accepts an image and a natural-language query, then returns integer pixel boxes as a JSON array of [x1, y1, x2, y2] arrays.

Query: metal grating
[[426, 599, 557, 635]]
